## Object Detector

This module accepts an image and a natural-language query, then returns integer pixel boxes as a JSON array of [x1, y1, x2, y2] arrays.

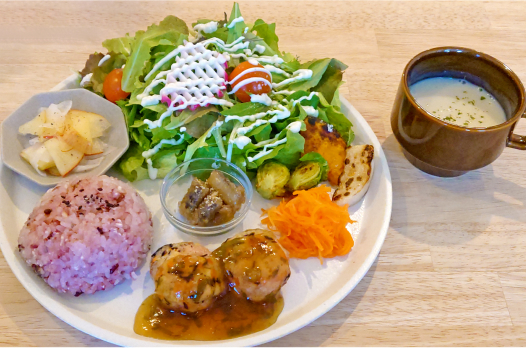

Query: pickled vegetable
[[179, 171, 245, 226]]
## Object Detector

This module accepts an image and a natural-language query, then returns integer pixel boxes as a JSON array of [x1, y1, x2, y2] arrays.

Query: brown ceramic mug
[[391, 46, 526, 177]]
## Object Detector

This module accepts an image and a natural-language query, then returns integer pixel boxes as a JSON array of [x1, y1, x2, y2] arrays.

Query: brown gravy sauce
[[134, 289, 284, 340]]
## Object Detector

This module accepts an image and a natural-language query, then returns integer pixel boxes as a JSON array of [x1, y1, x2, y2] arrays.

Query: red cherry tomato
[[229, 61, 272, 102], [103, 68, 130, 103]]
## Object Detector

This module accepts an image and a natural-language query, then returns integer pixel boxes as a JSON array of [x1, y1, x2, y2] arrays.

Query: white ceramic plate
[[0, 76, 392, 346]]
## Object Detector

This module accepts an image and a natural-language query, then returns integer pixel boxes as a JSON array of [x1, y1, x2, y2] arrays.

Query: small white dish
[[1, 89, 129, 186]]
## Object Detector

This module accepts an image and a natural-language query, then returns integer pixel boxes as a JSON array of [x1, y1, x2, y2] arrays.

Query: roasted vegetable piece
[[300, 117, 347, 186], [286, 161, 323, 191], [178, 171, 245, 226], [333, 144, 374, 206], [207, 170, 245, 209], [255, 161, 290, 199]]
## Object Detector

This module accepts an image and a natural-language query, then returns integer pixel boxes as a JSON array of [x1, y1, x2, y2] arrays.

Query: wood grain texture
[[1, 1, 526, 346]]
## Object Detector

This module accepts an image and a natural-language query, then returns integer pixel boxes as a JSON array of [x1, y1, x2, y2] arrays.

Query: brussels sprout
[[286, 161, 323, 191], [256, 161, 290, 199]]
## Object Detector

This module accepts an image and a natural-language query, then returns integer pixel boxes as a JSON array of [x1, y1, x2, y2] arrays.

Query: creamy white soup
[[410, 77, 507, 128]]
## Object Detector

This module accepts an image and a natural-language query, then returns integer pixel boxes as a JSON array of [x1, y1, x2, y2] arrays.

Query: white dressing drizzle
[[233, 135, 251, 149], [203, 36, 284, 65], [228, 77, 272, 95], [248, 58, 259, 66], [244, 27, 249, 34], [228, 67, 272, 85], [302, 105, 319, 117], [146, 38, 240, 81], [202, 36, 248, 53], [253, 133, 280, 147], [286, 121, 303, 133], [291, 92, 319, 106], [139, 41, 233, 129], [225, 103, 290, 126], [226, 65, 273, 97], [254, 45, 266, 54], [272, 90, 294, 95], [80, 73, 93, 87], [250, 93, 273, 106], [227, 16, 245, 28], [193, 21, 218, 34], [264, 65, 291, 77], [142, 137, 185, 159], [206, 120, 224, 139], [146, 158, 158, 180], [224, 52, 284, 65], [98, 54, 111, 66], [272, 69, 313, 89], [247, 138, 287, 162]]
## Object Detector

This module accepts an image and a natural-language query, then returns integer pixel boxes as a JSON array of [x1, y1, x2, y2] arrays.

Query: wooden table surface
[[2, 1, 526, 346]]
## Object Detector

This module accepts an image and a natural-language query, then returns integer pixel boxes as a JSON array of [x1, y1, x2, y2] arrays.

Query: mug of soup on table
[[391, 46, 526, 177]]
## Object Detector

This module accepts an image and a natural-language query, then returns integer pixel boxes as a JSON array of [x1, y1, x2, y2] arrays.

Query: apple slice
[[44, 137, 84, 176], [67, 112, 92, 141], [44, 100, 72, 135], [46, 166, 61, 177], [68, 110, 111, 138], [61, 124, 91, 153], [85, 138, 105, 156], [19, 110, 47, 135], [20, 142, 55, 171]]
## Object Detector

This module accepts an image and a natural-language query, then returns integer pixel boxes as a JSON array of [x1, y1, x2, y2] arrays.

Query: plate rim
[[0, 78, 392, 347]]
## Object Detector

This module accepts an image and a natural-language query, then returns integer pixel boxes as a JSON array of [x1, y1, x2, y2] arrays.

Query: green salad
[[80, 3, 353, 184]]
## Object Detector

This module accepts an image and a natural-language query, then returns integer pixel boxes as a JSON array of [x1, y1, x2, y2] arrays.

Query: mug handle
[[507, 113, 526, 150]]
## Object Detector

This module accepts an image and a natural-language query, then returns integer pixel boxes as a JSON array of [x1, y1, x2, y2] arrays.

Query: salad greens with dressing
[[80, 3, 353, 182]]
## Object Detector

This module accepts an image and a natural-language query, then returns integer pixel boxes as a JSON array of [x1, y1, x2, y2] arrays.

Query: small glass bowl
[[160, 158, 253, 236]]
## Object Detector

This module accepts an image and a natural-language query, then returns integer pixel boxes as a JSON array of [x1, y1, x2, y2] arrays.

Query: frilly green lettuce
[[88, 2, 354, 183]]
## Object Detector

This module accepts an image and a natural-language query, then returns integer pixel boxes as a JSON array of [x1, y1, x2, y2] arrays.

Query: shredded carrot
[[261, 185, 355, 263]]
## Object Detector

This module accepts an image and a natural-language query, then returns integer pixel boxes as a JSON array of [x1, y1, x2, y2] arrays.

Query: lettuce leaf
[[102, 34, 134, 56], [318, 94, 354, 145], [285, 58, 347, 100], [185, 112, 220, 138], [118, 144, 149, 181], [221, 102, 269, 117], [312, 59, 347, 104], [183, 122, 217, 163], [226, 3, 246, 44], [251, 19, 280, 54], [247, 130, 305, 169], [286, 58, 331, 91], [166, 106, 219, 130], [151, 149, 180, 178], [193, 18, 229, 42], [247, 124, 272, 142], [116, 100, 138, 130], [121, 15, 189, 92], [80, 53, 104, 77]]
